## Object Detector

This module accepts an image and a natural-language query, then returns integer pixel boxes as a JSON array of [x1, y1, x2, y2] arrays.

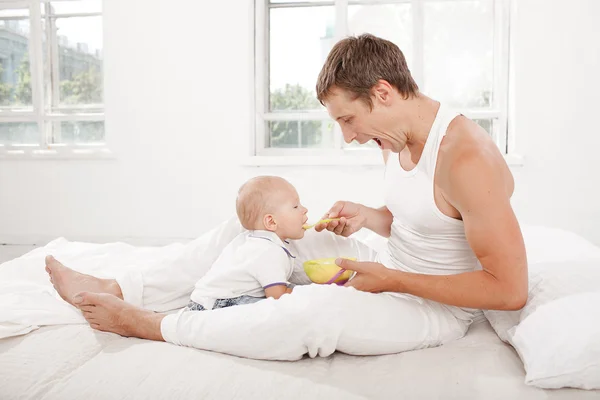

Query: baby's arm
[[264, 284, 293, 300], [250, 244, 295, 300]]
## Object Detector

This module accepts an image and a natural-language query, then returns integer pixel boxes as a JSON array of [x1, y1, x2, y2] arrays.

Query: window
[[0, 0, 105, 158], [254, 0, 511, 163]]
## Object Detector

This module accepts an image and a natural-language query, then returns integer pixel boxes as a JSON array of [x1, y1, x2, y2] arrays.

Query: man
[[47, 34, 527, 360]]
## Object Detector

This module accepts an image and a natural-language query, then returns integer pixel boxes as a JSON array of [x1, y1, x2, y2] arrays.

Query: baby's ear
[[263, 214, 277, 231]]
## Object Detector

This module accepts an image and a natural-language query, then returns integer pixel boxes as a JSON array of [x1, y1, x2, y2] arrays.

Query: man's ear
[[263, 214, 277, 232], [372, 79, 394, 105]]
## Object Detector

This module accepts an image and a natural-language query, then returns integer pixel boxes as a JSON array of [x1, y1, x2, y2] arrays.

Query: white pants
[[117, 217, 470, 360]]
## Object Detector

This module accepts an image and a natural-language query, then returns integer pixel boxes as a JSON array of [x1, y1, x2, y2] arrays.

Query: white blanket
[[0, 238, 194, 339], [0, 226, 386, 340]]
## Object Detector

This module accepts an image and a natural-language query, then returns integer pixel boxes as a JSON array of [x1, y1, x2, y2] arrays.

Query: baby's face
[[272, 185, 308, 241]]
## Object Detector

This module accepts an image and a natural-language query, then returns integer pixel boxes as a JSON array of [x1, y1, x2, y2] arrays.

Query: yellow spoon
[[302, 218, 340, 230]]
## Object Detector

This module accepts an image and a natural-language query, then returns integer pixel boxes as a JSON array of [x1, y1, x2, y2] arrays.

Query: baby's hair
[[236, 176, 291, 230]]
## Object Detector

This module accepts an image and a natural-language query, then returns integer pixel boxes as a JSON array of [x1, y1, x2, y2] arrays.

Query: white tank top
[[378, 103, 480, 320]]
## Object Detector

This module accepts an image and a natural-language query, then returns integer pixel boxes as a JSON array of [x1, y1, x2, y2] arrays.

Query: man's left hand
[[335, 258, 397, 293]]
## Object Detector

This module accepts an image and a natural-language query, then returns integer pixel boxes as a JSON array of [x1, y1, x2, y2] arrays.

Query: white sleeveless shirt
[[377, 103, 480, 320]]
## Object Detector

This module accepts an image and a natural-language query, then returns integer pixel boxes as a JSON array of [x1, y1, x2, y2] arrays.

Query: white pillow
[[484, 225, 600, 341], [485, 260, 600, 341], [518, 261, 600, 322], [520, 225, 600, 264], [485, 259, 600, 339], [484, 259, 600, 389], [507, 292, 600, 389]]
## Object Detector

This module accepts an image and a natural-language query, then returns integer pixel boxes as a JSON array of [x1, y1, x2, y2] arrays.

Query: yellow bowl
[[303, 257, 355, 285]]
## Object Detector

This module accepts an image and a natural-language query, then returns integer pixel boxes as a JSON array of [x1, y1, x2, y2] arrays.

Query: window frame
[[252, 0, 516, 166], [0, 0, 108, 159]]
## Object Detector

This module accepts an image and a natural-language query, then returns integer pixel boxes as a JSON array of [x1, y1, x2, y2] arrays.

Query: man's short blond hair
[[236, 176, 290, 230]]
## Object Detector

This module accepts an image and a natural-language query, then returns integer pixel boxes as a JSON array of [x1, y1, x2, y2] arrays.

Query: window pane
[[0, 10, 29, 18], [270, 84, 323, 112], [47, 15, 103, 105], [53, 120, 105, 144], [267, 120, 334, 148], [348, 4, 413, 69], [269, 6, 334, 111], [0, 16, 32, 107], [0, 122, 39, 144], [424, 0, 494, 109], [473, 118, 494, 138]]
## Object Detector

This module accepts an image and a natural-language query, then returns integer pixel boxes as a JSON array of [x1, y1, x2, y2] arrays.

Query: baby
[[186, 176, 308, 311]]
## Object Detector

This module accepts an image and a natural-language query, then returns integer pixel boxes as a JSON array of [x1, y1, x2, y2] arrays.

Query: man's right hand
[[314, 201, 367, 237]]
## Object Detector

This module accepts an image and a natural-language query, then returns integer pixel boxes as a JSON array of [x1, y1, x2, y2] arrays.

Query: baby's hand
[[315, 201, 367, 237]]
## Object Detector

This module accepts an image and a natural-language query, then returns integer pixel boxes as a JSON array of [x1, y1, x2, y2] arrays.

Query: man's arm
[[342, 148, 528, 310], [361, 205, 394, 238], [317, 201, 393, 238], [398, 149, 527, 309], [361, 149, 394, 237], [318, 150, 394, 238]]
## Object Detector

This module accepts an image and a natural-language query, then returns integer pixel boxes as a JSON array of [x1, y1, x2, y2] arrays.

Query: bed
[[1, 318, 598, 399], [1, 225, 600, 399]]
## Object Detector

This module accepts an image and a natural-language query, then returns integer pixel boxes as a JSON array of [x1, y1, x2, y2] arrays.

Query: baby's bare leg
[[45, 255, 123, 305]]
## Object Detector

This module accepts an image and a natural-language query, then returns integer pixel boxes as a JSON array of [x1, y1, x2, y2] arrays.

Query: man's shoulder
[[439, 116, 507, 180], [437, 115, 514, 205]]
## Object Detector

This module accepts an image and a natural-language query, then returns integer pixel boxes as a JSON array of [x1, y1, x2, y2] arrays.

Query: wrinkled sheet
[[1, 319, 598, 400]]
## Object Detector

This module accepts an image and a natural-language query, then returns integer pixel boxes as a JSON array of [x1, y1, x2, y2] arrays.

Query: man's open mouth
[[373, 138, 382, 147]]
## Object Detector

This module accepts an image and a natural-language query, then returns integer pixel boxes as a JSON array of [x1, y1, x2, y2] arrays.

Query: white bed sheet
[[1, 319, 598, 399]]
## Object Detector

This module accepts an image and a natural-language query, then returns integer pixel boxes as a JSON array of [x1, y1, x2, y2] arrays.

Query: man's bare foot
[[45, 255, 123, 305], [75, 292, 165, 341]]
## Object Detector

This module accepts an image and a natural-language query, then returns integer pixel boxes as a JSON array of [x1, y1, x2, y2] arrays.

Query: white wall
[[0, 0, 599, 246], [508, 0, 600, 244]]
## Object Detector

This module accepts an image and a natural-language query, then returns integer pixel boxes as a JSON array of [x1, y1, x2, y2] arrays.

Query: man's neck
[[403, 95, 440, 162]]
